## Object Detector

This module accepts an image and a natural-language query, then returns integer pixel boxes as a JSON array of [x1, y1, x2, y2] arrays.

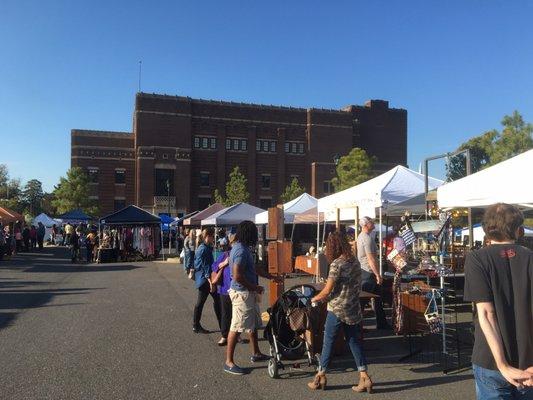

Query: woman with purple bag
[[210, 233, 235, 346]]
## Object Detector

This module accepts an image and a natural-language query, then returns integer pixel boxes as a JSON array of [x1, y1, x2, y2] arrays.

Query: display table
[[294, 255, 317, 274], [97, 248, 118, 263]]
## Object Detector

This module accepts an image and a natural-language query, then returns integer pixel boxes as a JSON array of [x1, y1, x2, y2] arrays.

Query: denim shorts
[[473, 364, 533, 400]]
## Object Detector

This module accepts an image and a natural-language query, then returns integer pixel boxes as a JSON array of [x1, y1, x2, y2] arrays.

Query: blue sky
[[1, 0, 532, 192]]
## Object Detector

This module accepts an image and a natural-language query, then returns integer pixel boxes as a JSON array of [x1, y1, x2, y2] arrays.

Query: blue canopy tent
[[99, 205, 161, 225], [57, 209, 92, 224], [159, 214, 174, 232], [99, 205, 162, 262]]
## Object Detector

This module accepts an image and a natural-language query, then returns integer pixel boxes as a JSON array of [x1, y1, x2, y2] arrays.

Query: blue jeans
[[473, 364, 533, 400], [319, 311, 367, 372], [184, 250, 195, 271]]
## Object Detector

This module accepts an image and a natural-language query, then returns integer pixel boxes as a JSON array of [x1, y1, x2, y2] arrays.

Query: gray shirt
[[356, 232, 376, 273]]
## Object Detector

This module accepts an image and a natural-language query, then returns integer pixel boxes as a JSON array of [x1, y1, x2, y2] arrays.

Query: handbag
[[424, 290, 442, 334], [286, 306, 315, 335]]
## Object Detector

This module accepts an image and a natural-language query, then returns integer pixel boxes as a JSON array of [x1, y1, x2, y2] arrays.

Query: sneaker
[[193, 326, 210, 334], [250, 353, 270, 363], [223, 363, 245, 375], [217, 338, 228, 346]]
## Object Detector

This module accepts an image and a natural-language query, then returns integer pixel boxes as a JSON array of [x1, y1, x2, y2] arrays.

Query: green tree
[[52, 167, 99, 216], [446, 111, 533, 181], [0, 164, 23, 213], [280, 177, 305, 203], [446, 130, 497, 181], [41, 192, 57, 216], [491, 111, 533, 164], [331, 148, 376, 192], [213, 166, 250, 206], [21, 179, 44, 216]]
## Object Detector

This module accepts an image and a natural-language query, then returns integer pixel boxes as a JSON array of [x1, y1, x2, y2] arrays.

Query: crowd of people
[[180, 204, 533, 398], [0, 220, 100, 263], [180, 220, 376, 392], [0, 220, 46, 260]]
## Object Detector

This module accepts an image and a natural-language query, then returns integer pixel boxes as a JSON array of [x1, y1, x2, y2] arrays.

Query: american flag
[[399, 224, 416, 247]]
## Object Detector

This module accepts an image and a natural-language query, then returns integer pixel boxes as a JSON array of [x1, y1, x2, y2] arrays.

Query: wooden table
[[294, 255, 317, 275]]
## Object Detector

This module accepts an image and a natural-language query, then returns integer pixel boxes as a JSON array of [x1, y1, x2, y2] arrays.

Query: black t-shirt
[[464, 244, 533, 370]]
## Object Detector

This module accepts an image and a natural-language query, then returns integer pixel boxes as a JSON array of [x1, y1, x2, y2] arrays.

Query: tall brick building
[[71, 92, 407, 217]]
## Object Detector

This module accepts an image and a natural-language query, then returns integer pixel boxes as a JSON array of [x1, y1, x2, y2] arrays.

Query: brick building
[[71, 92, 407, 217]]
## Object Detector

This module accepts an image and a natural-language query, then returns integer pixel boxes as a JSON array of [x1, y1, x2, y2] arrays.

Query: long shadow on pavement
[[0, 286, 102, 330]]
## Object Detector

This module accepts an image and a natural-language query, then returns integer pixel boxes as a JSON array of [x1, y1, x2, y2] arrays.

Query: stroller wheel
[[267, 358, 279, 379]]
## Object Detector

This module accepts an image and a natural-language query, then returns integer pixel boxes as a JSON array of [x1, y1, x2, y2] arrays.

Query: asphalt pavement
[[0, 246, 475, 399]]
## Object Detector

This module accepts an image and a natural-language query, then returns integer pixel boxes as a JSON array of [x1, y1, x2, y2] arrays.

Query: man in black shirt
[[464, 203, 533, 399]]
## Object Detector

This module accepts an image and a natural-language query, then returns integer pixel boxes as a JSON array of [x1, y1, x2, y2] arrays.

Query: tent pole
[[161, 227, 165, 261], [355, 206, 359, 240], [379, 206, 383, 276], [291, 222, 296, 242], [335, 208, 340, 231], [316, 208, 320, 283]]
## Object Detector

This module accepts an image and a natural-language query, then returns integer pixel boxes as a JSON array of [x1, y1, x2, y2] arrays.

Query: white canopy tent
[[438, 149, 533, 208], [32, 213, 60, 227], [255, 193, 317, 224], [456, 223, 533, 243], [32, 213, 61, 241], [318, 165, 444, 274], [318, 165, 444, 221], [201, 203, 265, 226]]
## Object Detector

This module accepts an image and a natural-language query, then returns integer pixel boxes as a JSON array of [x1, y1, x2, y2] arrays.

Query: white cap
[[359, 216, 374, 228]]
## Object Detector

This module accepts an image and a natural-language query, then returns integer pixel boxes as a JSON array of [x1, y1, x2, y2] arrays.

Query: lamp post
[[423, 148, 472, 248], [333, 153, 341, 192]]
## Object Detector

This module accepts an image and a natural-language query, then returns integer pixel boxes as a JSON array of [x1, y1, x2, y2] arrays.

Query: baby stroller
[[264, 284, 320, 378]]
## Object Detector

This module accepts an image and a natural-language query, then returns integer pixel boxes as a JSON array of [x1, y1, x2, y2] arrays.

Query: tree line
[[0, 165, 98, 220]]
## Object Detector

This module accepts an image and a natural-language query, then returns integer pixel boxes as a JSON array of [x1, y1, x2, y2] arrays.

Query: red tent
[[0, 207, 24, 224]]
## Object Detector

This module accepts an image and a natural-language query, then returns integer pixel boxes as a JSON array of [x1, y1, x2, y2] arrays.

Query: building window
[[256, 140, 261, 151], [114, 199, 126, 211], [261, 174, 271, 189], [115, 169, 125, 184], [227, 137, 247, 151], [257, 139, 277, 153], [194, 136, 217, 150], [260, 198, 272, 209], [200, 172, 210, 187], [87, 168, 98, 183], [154, 169, 174, 196], [285, 141, 305, 155], [198, 197, 211, 210], [323, 181, 333, 194]]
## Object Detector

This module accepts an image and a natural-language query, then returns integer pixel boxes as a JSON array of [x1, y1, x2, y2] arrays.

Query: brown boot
[[352, 374, 373, 394], [307, 371, 327, 390]]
